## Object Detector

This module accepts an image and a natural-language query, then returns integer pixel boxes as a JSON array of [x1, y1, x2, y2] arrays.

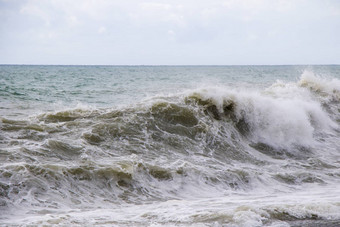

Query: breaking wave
[[1, 73, 340, 226]]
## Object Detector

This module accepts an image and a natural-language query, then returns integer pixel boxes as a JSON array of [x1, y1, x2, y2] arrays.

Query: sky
[[0, 0, 339, 65]]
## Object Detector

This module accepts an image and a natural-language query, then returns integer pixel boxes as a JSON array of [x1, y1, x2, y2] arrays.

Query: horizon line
[[1, 64, 339, 67]]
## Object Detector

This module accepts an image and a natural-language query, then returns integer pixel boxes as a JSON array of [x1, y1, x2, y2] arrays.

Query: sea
[[0, 65, 340, 226]]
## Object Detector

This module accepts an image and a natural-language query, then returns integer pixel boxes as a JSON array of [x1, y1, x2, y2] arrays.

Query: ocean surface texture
[[1, 65, 340, 226]]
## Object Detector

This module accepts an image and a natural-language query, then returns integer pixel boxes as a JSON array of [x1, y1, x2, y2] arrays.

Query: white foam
[[6, 184, 340, 226], [298, 70, 340, 101], [188, 73, 338, 149]]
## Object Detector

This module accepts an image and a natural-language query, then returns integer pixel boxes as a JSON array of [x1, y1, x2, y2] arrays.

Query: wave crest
[[186, 76, 337, 149], [298, 70, 340, 101]]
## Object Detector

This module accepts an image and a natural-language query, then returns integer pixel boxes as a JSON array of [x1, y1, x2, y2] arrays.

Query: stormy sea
[[0, 65, 339, 226]]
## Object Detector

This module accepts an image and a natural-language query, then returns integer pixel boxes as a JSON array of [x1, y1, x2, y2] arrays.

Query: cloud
[[0, 0, 339, 64], [98, 26, 106, 34], [20, 2, 51, 26]]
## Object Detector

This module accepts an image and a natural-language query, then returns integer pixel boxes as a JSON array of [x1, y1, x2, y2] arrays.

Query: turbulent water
[[1, 65, 340, 226]]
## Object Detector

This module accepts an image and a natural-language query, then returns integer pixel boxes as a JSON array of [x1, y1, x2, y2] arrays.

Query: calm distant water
[[1, 65, 340, 226]]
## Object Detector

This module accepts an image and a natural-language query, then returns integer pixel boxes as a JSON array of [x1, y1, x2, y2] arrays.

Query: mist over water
[[1, 65, 340, 226]]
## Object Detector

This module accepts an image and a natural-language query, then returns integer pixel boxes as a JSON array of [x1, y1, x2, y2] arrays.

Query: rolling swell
[[1, 73, 340, 225]]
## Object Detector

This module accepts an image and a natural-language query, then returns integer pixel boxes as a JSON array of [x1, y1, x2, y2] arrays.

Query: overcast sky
[[0, 0, 339, 65]]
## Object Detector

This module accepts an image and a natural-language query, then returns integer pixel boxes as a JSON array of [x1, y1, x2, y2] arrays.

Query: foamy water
[[0, 65, 340, 226]]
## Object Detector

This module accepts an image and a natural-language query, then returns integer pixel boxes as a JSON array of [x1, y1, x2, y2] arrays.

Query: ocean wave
[[298, 70, 340, 101], [1, 72, 340, 225], [186, 81, 337, 149]]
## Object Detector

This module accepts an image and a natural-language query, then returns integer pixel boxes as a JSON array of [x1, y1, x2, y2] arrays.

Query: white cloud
[[20, 2, 51, 26], [98, 26, 106, 34], [0, 0, 339, 64], [140, 2, 172, 11], [66, 15, 79, 27]]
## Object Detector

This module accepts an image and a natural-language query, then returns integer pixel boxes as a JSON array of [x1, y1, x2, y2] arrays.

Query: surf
[[1, 66, 340, 226]]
